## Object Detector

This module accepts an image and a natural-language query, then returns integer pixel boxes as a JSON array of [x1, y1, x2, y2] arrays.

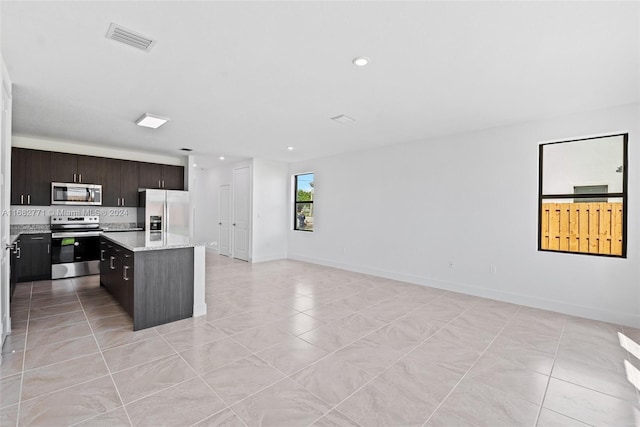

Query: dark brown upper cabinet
[[11, 148, 51, 205], [138, 162, 184, 190], [102, 158, 139, 207], [50, 152, 105, 184], [162, 165, 184, 190], [12, 148, 183, 207]]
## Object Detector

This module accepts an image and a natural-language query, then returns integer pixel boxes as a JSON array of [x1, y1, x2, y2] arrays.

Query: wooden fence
[[540, 202, 623, 255]]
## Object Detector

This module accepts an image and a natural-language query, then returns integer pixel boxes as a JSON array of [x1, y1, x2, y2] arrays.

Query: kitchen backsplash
[[9, 205, 138, 233]]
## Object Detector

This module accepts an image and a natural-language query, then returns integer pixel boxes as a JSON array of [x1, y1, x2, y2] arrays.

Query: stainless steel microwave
[[51, 182, 102, 205]]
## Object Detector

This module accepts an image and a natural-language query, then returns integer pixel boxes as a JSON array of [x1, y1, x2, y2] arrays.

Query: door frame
[[218, 184, 231, 257], [1, 59, 13, 353], [231, 165, 252, 262]]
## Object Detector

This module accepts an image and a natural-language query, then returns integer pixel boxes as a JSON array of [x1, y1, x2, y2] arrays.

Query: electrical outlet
[[448, 260, 454, 269]]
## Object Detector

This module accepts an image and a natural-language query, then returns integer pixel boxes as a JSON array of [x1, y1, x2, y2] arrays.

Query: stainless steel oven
[[51, 182, 102, 205], [51, 216, 102, 279]]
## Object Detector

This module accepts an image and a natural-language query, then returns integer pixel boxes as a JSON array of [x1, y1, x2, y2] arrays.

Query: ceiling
[[2, 1, 638, 165]]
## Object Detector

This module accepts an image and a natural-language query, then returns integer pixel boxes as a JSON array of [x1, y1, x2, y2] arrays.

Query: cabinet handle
[[73, 173, 77, 182], [30, 236, 44, 240], [162, 180, 165, 188], [16, 247, 21, 259], [20, 194, 23, 204], [123, 266, 129, 281], [109, 256, 115, 270], [158, 180, 161, 188], [79, 174, 82, 183], [27, 194, 30, 204], [47, 244, 50, 254], [100, 249, 105, 261], [117, 197, 120, 206], [122, 197, 125, 205]]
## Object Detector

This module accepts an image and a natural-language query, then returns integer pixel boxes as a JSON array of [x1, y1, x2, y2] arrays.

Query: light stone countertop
[[101, 231, 202, 252]]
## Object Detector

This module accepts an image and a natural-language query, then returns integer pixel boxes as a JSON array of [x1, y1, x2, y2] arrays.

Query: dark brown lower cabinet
[[16, 234, 51, 282], [99, 237, 193, 330]]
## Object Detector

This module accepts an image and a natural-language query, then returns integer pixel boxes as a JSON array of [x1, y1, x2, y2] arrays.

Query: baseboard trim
[[252, 254, 287, 264], [193, 303, 207, 318], [287, 254, 640, 328]]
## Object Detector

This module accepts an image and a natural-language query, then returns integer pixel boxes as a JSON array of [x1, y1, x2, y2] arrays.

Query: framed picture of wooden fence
[[538, 133, 627, 257]]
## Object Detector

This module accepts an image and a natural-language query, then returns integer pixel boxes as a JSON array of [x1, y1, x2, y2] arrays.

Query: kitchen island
[[100, 231, 206, 331]]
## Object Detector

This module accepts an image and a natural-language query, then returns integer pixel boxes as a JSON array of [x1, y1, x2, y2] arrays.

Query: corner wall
[[252, 158, 288, 262], [287, 103, 640, 327]]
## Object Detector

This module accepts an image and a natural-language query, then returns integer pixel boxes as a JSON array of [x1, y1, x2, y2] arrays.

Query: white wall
[[192, 162, 233, 252], [288, 103, 640, 327], [252, 158, 288, 262]]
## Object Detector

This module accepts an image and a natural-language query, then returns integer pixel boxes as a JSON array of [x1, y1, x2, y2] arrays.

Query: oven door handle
[[52, 232, 102, 238]]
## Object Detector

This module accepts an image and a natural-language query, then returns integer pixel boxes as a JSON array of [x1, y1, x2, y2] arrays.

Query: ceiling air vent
[[106, 23, 156, 52]]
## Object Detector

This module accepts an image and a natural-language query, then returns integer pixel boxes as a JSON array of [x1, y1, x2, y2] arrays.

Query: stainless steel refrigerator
[[137, 189, 191, 237]]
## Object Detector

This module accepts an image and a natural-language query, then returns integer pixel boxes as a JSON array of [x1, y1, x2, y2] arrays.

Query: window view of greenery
[[295, 173, 314, 231], [539, 134, 627, 257]]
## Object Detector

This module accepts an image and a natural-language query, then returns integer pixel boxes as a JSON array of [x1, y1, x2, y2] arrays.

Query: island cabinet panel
[[99, 236, 194, 330], [133, 248, 194, 330]]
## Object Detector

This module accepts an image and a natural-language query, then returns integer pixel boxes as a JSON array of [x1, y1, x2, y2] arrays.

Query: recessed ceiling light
[[352, 56, 370, 67], [219, 156, 225, 160], [136, 113, 169, 129], [287, 147, 294, 151], [193, 164, 197, 167], [330, 114, 355, 124]]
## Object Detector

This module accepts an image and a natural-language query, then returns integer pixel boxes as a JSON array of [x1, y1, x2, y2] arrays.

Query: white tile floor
[[1, 254, 639, 426]]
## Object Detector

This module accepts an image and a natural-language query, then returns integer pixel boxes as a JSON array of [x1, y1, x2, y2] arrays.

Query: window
[[294, 173, 314, 231], [539, 134, 627, 257]]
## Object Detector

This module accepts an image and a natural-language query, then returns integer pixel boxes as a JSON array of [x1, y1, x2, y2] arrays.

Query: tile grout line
[[75, 278, 135, 427], [194, 284, 454, 425], [419, 304, 526, 427], [157, 332, 250, 427], [532, 315, 568, 427], [166, 286, 416, 425], [13, 281, 33, 427], [302, 296, 485, 427]]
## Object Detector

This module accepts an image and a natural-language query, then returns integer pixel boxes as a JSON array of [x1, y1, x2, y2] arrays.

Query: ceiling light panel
[[330, 115, 355, 124], [106, 23, 156, 52], [136, 113, 169, 129]]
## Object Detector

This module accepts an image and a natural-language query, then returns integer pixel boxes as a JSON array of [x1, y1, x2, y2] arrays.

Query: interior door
[[232, 166, 250, 261], [218, 184, 231, 256], [1, 69, 13, 344]]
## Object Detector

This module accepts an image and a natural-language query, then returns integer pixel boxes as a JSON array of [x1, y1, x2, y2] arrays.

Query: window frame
[[294, 172, 314, 232], [537, 133, 628, 258]]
